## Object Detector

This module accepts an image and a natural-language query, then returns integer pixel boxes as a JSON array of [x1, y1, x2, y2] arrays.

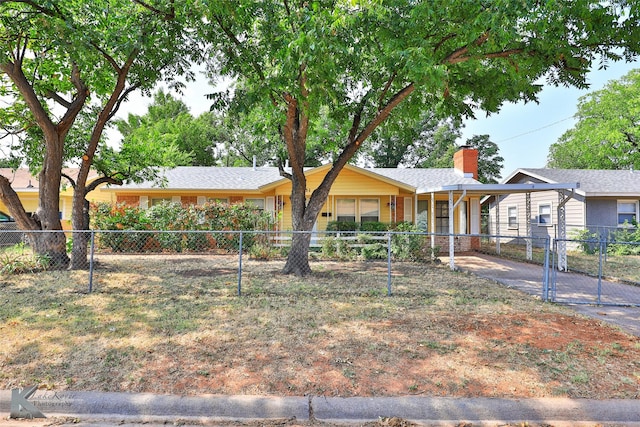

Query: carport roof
[[417, 182, 579, 195]]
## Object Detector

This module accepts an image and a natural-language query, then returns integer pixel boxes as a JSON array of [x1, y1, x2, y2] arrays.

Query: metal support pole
[[542, 236, 550, 301], [526, 193, 532, 260], [237, 232, 243, 296], [597, 239, 604, 305], [449, 191, 455, 270], [387, 232, 392, 296], [495, 195, 501, 255], [88, 230, 96, 293]]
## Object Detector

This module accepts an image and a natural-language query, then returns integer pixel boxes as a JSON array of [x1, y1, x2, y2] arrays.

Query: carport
[[417, 182, 578, 271]]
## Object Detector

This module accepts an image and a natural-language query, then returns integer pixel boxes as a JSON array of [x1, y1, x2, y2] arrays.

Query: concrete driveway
[[450, 253, 640, 338]]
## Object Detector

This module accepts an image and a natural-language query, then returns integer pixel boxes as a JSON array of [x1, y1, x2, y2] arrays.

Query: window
[[618, 200, 638, 226], [360, 199, 379, 223], [336, 199, 356, 222], [416, 200, 428, 231], [151, 197, 171, 206], [210, 197, 229, 204], [245, 198, 265, 209], [435, 201, 449, 234], [508, 206, 518, 229], [538, 203, 552, 226]]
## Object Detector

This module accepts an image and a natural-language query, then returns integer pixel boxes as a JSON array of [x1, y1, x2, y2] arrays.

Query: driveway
[[449, 253, 640, 338]]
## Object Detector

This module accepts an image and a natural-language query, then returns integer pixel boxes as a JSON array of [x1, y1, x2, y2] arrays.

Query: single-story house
[[102, 147, 484, 251], [483, 168, 640, 240]]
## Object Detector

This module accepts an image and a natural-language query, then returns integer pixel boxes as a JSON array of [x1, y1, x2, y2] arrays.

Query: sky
[[115, 59, 639, 180]]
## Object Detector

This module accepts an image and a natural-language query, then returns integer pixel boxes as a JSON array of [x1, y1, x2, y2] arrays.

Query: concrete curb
[[2, 390, 640, 425]]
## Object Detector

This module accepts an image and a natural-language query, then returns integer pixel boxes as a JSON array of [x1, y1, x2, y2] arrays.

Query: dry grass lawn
[[1, 254, 639, 400]]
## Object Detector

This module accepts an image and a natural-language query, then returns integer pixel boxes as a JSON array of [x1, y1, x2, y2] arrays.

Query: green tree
[[115, 90, 223, 166], [363, 113, 460, 168], [548, 68, 640, 170], [0, 1, 195, 268], [200, 1, 639, 276], [466, 135, 504, 184]]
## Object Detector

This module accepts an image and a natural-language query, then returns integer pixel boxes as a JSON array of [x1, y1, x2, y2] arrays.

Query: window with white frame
[[538, 203, 552, 226], [435, 201, 449, 234], [617, 200, 638, 226], [245, 198, 265, 209], [336, 198, 356, 222], [507, 206, 518, 229], [151, 197, 172, 206], [360, 198, 379, 222], [209, 197, 229, 204]]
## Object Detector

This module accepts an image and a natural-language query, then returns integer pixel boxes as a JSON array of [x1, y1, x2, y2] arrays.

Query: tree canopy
[[0, 0, 196, 267], [548, 68, 640, 170], [200, 0, 640, 275]]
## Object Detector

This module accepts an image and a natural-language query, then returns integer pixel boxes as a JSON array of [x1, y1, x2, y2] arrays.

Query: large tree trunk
[[36, 136, 70, 269], [69, 189, 90, 270], [280, 81, 416, 276]]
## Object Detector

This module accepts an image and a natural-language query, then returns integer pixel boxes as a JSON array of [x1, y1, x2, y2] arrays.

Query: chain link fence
[[550, 238, 640, 306], [1, 228, 638, 307]]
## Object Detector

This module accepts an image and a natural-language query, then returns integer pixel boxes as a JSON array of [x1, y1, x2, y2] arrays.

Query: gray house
[[484, 168, 640, 240]]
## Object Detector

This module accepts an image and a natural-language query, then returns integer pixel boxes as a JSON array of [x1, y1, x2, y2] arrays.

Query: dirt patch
[[1, 255, 639, 400]]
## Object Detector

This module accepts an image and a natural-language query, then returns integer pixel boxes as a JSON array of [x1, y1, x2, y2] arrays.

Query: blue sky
[[118, 60, 638, 179], [460, 60, 638, 177]]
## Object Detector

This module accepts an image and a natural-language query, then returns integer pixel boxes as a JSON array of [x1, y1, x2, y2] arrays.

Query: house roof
[[505, 168, 640, 197], [114, 164, 481, 192], [116, 167, 285, 191]]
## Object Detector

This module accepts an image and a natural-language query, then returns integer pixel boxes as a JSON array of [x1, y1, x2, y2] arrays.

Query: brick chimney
[[453, 146, 478, 179]]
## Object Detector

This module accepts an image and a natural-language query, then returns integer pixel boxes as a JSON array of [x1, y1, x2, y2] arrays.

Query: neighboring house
[[484, 168, 640, 240], [102, 147, 483, 250], [0, 168, 112, 229]]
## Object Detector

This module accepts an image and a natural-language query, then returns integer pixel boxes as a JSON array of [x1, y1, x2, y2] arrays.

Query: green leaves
[[548, 68, 640, 170]]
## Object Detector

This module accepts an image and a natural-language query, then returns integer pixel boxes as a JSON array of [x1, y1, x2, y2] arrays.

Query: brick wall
[[116, 195, 140, 206]]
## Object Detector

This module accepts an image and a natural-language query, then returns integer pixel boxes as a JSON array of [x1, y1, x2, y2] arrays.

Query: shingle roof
[[118, 165, 480, 191], [120, 167, 284, 190], [368, 167, 479, 189], [513, 168, 640, 196]]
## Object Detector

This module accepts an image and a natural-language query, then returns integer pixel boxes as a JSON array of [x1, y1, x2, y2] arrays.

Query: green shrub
[[391, 222, 428, 261], [361, 243, 387, 260], [360, 221, 388, 232], [326, 221, 358, 232], [608, 220, 640, 256], [571, 228, 600, 254], [320, 236, 353, 260], [91, 201, 276, 253], [0, 250, 50, 275]]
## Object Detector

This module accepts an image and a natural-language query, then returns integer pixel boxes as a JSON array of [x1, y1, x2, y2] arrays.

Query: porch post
[[449, 190, 455, 270], [430, 192, 435, 251], [495, 194, 501, 255], [526, 192, 532, 260]]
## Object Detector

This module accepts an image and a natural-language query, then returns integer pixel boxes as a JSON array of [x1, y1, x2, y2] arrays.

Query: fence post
[[542, 236, 550, 301], [88, 230, 96, 293], [597, 239, 604, 305], [237, 231, 243, 296], [387, 232, 392, 296]]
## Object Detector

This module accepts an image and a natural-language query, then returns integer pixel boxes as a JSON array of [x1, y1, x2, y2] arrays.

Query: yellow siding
[[274, 168, 400, 196]]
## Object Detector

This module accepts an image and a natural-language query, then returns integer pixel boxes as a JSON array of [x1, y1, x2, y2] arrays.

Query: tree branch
[[377, 72, 397, 112], [45, 90, 72, 108], [86, 175, 123, 193], [132, 0, 175, 20], [442, 31, 490, 63], [211, 13, 266, 82]]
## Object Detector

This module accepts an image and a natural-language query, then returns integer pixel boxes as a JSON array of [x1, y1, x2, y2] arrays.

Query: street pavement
[[1, 390, 640, 426]]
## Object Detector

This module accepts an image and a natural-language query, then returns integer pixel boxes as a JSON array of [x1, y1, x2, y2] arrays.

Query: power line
[[496, 116, 574, 143]]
